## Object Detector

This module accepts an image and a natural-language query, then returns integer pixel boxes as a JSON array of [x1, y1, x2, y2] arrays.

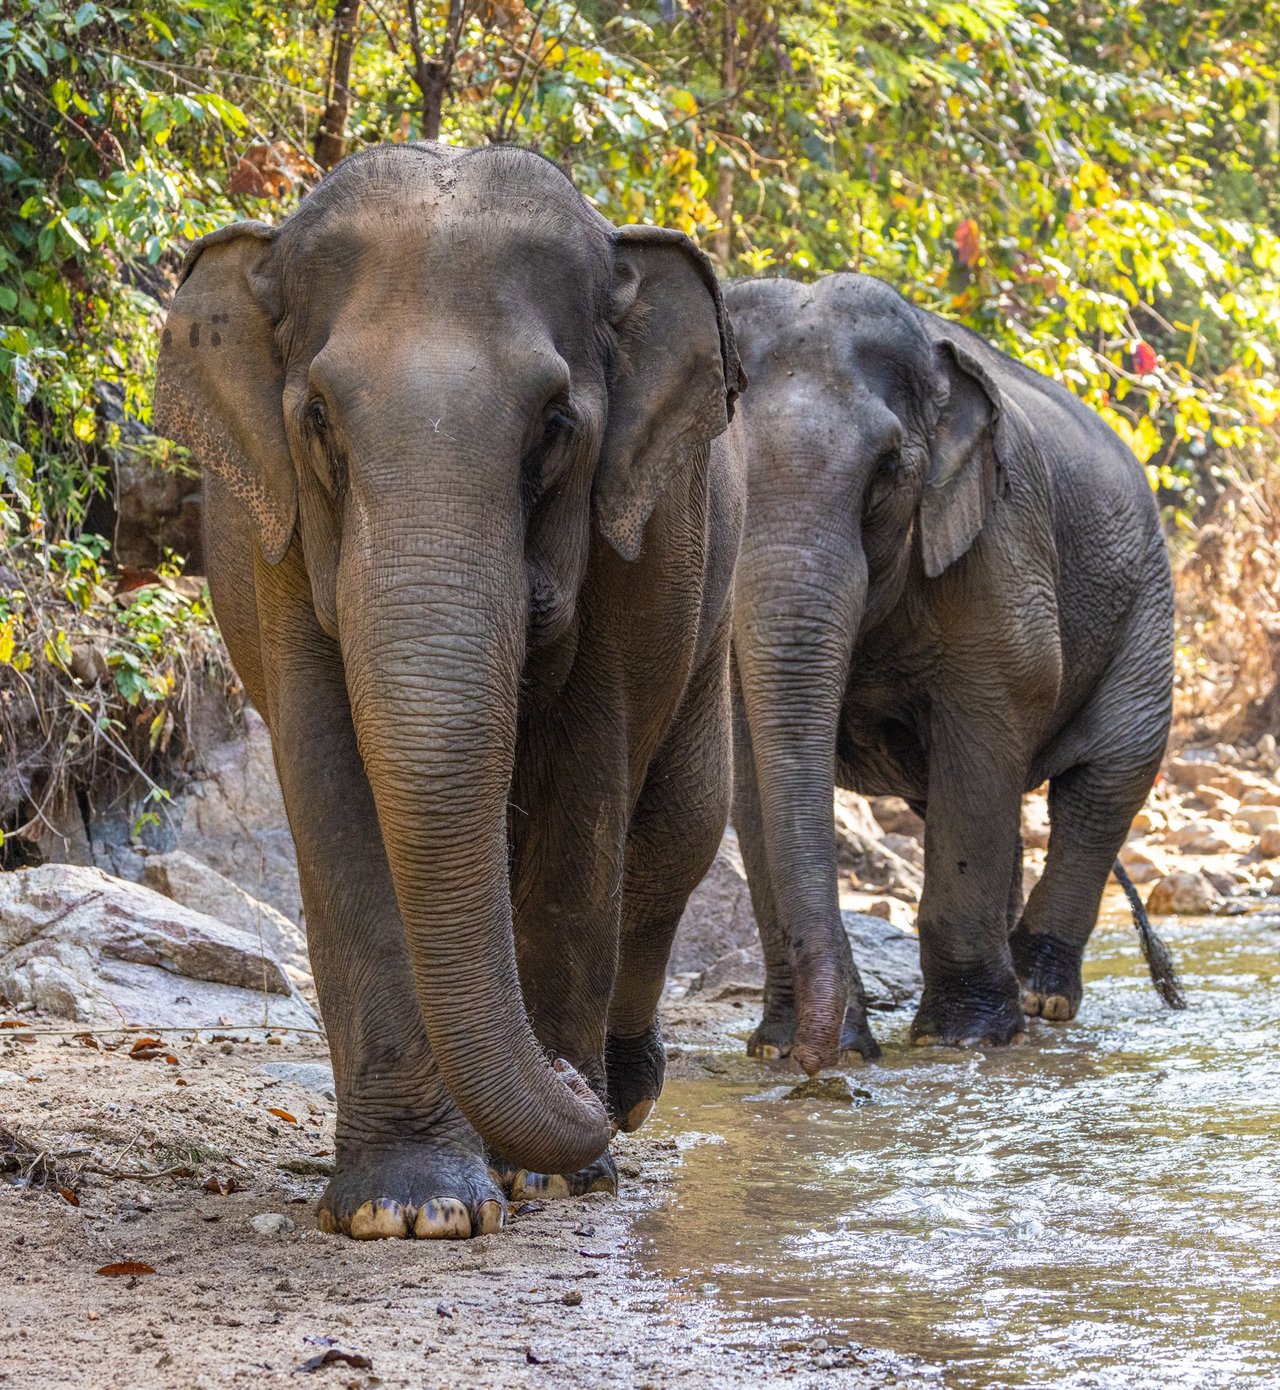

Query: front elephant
[[154, 144, 744, 1237]]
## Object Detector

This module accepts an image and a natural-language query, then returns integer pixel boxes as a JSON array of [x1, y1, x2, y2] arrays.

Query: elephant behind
[[154, 143, 745, 1238], [725, 273, 1174, 1069]]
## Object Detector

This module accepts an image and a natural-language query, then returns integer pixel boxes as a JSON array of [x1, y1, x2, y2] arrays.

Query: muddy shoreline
[[0, 1023, 926, 1390]]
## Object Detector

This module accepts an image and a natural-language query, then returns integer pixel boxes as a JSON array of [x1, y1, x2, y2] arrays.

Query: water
[[638, 907, 1280, 1388]]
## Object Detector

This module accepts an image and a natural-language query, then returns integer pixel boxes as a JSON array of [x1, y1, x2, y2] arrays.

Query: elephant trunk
[[339, 492, 609, 1177], [734, 539, 867, 1073]]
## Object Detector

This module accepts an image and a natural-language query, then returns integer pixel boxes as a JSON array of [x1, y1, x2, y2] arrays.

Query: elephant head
[[723, 272, 1016, 1071], [154, 144, 742, 1175]]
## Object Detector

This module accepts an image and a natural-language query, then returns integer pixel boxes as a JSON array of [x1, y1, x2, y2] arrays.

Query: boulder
[[1145, 870, 1222, 916], [172, 709, 303, 924], [1021, 793, 1051, 850], [0, 864, 318, 1030], [1117, 840, 1170, 885], [1240, 786, 1280, 809], [867, 796, 924, 839], [669, 828, 757, 974], [696, 911, 921, 1012], [1233, 805, 1280, 835], [881, 834, 924, 870], [1163, 820, 1240, 855], [141, 850, 310, 978], [1164, 756, 1220, 790], [1260, 825, 1280, 859]]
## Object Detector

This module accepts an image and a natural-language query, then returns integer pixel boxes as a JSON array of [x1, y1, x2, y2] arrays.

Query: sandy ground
[[0, 1013, 927, 1390]]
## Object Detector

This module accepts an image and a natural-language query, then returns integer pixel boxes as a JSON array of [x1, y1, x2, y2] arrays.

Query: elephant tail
[[1112, 860, 1187, 1009]]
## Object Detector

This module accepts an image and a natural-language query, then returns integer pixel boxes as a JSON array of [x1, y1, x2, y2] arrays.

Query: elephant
[[153, 143, 746, 1238], [724, 272, 1174, 1071]]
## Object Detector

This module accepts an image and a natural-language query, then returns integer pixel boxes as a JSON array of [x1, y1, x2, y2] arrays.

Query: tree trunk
[[408, 0, 465, 142], [315, 0, 362, 171], [711, 1, 737, 264]]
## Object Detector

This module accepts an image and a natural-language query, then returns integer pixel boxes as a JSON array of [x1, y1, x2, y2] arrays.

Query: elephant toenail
[[316, 1208, 339, 1235], [587, 1171, 618, 1196], [756, 1043, 782, 1060], [414, 1198, 471, 1239], [512, 1171, 571, 1201], [476, 1200, 505, 1235], [1022, 990, 1044, 1015], [1042, 995, 1073, 1021], [623, 1098, 654, 1132], [911, 1033, 938, 1047], [350, 1198, 410, 1240]]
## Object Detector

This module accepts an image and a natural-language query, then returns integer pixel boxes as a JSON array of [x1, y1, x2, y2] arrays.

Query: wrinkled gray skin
[[726, 274, 1172, 1070], [153, 144, 745, 1238]]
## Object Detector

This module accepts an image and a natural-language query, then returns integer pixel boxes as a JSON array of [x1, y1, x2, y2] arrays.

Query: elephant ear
[[917, 336, 1006, 579], [594, 225, 744, 561], [154, 222, 296, 565]]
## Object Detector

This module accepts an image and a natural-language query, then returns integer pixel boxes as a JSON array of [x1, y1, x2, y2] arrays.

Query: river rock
[[1145, 870, 1222, 916], [0, 864, 318, 1030], [141, 850, 310, 978], [1260, 826, 1280, 859]]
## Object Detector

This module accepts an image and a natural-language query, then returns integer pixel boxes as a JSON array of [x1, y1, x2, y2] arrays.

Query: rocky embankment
[[2, 713, 1277, 1031]]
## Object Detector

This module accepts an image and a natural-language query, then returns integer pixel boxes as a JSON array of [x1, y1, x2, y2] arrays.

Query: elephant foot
[[605, 1026, 666, 1133], [748, 1001, 881, 1063], [509, 1151, 618, 1201], [1010, 925, 1083, 1022], [910, 971, 1026, 1048], [318, 1140, 505, 1241]]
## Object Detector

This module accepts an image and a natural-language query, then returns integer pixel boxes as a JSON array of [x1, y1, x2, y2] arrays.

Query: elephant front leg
[[606, 634, 737, 1134], [500, 734, 627, 1201], [261, 568, 503, 1239], [911, 722, 1027, 1048]]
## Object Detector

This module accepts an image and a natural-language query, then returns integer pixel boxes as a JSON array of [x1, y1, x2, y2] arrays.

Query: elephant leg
[[732, 680, 877, 1061], [1012, 610, 1171, 1022], [911, 716, 1027, 1048], [501, 718, 628, 1201], [1013, 759, 1163, 1022], [252, 551, 503, 1239], [606, 632, 735, 1134]]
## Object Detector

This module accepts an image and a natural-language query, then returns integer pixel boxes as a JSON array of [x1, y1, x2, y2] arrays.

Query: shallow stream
[[640, 906, 1280, 1388]]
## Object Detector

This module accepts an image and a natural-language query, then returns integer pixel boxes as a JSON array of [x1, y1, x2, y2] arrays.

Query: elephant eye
[[521, 404, 574, 511], [306, 398, 329, 435]]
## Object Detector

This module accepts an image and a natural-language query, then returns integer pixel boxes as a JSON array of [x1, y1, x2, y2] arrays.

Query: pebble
[[249, 1212, 295, 1236]]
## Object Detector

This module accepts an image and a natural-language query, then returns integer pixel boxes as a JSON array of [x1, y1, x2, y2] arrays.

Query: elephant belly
[[835, 696, 929, 805]]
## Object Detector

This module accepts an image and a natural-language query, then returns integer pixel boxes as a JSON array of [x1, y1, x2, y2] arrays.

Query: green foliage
[[0, 0, 1278, 824]]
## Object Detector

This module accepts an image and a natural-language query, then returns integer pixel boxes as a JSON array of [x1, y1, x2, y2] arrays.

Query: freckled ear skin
[[153, 222, 297, 566], [918, 337, 1006, 579], [594, 225, 745, 562]]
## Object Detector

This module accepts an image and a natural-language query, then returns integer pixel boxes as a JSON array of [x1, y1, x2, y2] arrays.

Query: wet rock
[[0, 864, 319, 1030], [171, 709, 302, 924], [248, 1212, 295, 1236], [868, 796, 924, 839], [141, 850, 310, 979], [1118, 840, 1171, 885], [669, 828, 756, 974], [696, 947, 764, 1001], [1146, 870, 1223, 916], [784, 1075, 869, 1104]]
